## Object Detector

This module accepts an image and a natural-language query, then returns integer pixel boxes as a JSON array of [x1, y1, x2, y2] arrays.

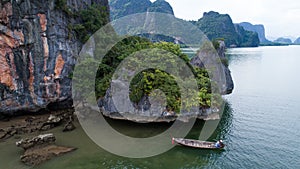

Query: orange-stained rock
[[55, 54, 65, 77], [0, 2, 13, 24], [38, 13, 49, 72], [38, 14, 47, 32], [8, 50, 18, 79], [0, 26, 24, 90], [0, 51, 15, 90], [0, 0, 109, 113], [0, 27, 24, 48], [0, 34, 17, 48], [28, 52, 35, 95], [14, 30, 25, 45], [42, 37, 49, 71], [54, 54, 65, 97]]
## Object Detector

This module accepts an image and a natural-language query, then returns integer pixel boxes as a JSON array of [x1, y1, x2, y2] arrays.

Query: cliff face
[[234, 24, 260, 47], [194, 11, 259, 47], [190, 40, 234, 94], [218, 41, 234, 94], [238, 22, 270, 44], [147, 0, 174, 15], [0, 0, 109, 115]]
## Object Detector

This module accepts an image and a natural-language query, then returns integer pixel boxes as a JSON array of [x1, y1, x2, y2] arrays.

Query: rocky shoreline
[[16, 133, 76, 166], [102, 111, 221, 123], [0, 108, 77, 166], [0, 109, 75, 141], [74, 105, 222, 123], [0, 105, 221, 166]]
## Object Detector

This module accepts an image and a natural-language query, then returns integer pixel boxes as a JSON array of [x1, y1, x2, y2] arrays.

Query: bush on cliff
[[93, 37, 214, 113]]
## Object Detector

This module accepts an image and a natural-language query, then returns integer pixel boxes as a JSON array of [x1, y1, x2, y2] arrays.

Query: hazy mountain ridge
[[274, 37, 293, 44], [294, 37, 300, 44], [109, 0, 174, 20]]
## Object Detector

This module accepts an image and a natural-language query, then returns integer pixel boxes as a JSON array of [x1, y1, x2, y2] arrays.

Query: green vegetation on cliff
[[238, 22, 271, 44], [147, 0, 174, 15], [91, 37, 214, 113], [73, 4, 109, 43], [72, 4, 109, 43], [193, 11, 259, 47], [55, 1, 109, 43], [109, 0, 174, 20], [235, 25, 260, 47]]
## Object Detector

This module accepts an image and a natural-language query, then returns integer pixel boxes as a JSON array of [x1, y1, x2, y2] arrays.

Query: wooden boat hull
[[172, 138, 225, 149]]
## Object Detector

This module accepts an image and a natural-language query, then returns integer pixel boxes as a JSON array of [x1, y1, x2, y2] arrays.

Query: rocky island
[[0, 0, 237, 123], [0, 0, 237, 166]]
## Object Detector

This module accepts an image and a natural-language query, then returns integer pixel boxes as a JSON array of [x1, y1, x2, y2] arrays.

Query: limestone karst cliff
[[0, 0, 109, 115]]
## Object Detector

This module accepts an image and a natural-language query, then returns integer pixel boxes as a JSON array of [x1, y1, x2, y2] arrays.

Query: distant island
[[294, 37, 300, 45], [238, 22, 300, 46], [110, 1, 260, 48], [238, 22, 271, 44], [191, 11, 259, 48], [274, 37, 292, 44], [110, 0, 300, 47]]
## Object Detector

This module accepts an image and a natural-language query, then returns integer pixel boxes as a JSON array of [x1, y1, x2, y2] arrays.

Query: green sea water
[[0, 46, 300, 169]]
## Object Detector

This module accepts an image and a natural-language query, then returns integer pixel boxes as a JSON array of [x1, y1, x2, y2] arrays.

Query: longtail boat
[[172, 138, 225, 149]]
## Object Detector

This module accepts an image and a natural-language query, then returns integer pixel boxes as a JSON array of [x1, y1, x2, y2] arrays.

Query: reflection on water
[[227, 47, 263, 65], [105, 117, 173, 138]]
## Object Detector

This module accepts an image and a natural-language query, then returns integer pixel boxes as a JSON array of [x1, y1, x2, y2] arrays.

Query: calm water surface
[[0, 46, 300, 169]]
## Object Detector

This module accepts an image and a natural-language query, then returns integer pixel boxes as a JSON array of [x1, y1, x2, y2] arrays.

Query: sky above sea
[[150, 0, 300, 40]]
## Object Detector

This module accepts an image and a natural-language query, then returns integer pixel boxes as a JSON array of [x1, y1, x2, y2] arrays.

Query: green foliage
[[220, 58, 229, 67], [235, 24, 259, 47], [55, 0, 73, 16], [55, 1, 109, 42], [147, 0, 174, 15], [259, 42, 289, 46], [73, 57, 99, 103], [55, 0, 67, 10], [194, 11, 259, 47], [130, 69, 181, 112], [212, 39, 220, 50], [139, 34, 179, 44], [94, 37, 215, 113], [196, 11, 239, 47], [110, 0, 152, 20], [95, 37, 151, 97], [72, 4, 109, 43], [239, 22, 270, 44], [212, 38, 226, 50], [109, 0, 174, 20]]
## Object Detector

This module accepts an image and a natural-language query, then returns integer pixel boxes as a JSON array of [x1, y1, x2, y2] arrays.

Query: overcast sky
[[151, 0, 300, 40]]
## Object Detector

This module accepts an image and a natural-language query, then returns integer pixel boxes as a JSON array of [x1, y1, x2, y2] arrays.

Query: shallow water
[[1, 46, 300, 168]]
